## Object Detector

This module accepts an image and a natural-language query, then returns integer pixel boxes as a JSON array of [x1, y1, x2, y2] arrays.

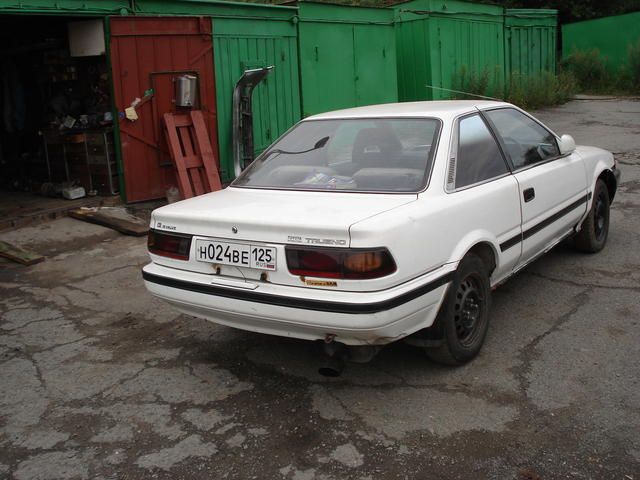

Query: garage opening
[[0, 15, 118, 230]]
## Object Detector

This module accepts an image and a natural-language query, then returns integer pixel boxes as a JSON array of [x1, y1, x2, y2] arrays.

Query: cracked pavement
[[1, 98, 639, 479]]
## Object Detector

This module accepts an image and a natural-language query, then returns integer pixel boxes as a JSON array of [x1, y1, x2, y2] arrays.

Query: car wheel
[[425, 253, 491, 365], [573, 179, 610, 253]]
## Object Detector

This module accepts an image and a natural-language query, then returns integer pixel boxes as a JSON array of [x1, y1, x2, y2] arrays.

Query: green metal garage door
[[298, 2, 398, 118]]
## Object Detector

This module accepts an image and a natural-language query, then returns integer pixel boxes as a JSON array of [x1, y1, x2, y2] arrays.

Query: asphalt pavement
[[1, 98, 639, 479]]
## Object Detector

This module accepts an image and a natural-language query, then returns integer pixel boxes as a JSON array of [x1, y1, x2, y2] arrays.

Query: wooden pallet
[[163, 110, 222, 199]]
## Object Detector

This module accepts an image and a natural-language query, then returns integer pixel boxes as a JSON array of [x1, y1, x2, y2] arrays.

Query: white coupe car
[[143, 101, 620, 367]]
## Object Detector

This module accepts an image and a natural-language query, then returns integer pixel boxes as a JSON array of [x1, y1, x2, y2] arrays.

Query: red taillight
[[147, 230, 192, 260], [286, 246, 396, 280]]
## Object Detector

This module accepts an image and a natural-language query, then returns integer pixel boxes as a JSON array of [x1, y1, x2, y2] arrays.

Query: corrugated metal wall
[[432, 13, 505, 99], [0, 0, 129, 14], [298, 3, 398, 117], [133, 0, 300, 183], [562, 11, 640, 72], [109, 16, 219, 202], [212, 17, 300, 183], [394, 0, 557, 101], [506, 9, 557, 76], [0, 0, 560, 192]]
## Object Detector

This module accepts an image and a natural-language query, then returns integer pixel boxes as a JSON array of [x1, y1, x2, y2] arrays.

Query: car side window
[[454, 114, 508, 189], [484, 108, 560, 170]]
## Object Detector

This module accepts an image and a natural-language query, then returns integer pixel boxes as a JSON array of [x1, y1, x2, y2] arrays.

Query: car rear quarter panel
[[349, 177, 522, 287]]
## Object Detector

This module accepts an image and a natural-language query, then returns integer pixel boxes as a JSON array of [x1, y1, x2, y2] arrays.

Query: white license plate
[[195, 239, 277, 271]]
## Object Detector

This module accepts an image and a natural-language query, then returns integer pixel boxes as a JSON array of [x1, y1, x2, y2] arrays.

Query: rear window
[[232, 118, 441, 193]]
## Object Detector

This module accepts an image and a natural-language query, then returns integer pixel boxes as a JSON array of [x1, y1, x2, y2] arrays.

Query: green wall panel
[[562, 11, 640, 72], [506, 9, 557, 76], [394, 0, 505, 101], [298, 2, 397, 117], [135, 0, 296, 19], [0, 0, 129, 15], [213, 17, 300, 182]]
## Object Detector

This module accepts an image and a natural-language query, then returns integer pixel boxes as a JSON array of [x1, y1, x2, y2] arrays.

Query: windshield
[[232, 118, 441, 193]]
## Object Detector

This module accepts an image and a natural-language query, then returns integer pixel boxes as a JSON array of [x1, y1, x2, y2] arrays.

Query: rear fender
[[447, 230, 501, 277]]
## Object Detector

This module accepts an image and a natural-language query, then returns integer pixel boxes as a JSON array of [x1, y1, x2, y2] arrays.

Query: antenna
[[425, 84, 503, 102]]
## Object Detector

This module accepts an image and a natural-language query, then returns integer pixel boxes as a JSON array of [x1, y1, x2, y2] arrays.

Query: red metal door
[[109, 17, 218, 202]]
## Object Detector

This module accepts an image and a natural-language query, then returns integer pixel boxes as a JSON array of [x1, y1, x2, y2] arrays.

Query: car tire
[[573, 179, 610, 253], [425, 253, 491, 366]]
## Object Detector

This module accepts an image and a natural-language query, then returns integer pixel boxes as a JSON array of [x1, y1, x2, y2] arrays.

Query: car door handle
[[523, 187, 535, 202]]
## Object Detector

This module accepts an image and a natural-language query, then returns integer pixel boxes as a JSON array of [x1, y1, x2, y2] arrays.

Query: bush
[[628, 40, 640, 93], [449, 67, 576, 110], [560, 49, 611, 92], [450, 66, 500, 100], [506, 71, 577, 109]]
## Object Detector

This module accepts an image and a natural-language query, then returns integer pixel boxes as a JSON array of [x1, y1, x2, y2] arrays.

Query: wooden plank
[[189, 164, 206, 196], [163, 113, 194, 198], [0, 241, 45, 266], [178, 127, 195, 157], [68, 207, 149, 236], [191, 110, 223, 192]]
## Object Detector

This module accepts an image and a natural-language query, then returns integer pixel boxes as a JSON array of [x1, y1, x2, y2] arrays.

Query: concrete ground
[[1, 98, 639, 480]]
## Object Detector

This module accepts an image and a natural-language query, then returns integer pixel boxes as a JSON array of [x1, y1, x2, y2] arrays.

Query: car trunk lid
[[150, 187, 416, 285]]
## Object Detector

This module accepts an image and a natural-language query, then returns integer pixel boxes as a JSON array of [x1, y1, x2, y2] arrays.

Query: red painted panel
[[110, 16, 219, 202]]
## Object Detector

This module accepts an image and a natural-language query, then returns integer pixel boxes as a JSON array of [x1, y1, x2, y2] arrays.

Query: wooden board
[[68, 207, 149, 236], [163, 110, 222, 199], [0, 241, 45, 266]]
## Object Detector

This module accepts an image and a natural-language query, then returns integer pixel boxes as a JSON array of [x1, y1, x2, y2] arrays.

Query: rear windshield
[[232, 118, 441, 193]]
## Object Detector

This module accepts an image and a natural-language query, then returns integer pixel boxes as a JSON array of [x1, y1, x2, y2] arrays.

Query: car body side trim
[[499, 193, 589, 252], [142, 270, 453, 315]]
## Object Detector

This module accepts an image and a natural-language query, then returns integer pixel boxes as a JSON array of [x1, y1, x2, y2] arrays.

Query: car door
[[447, 113, 523, 283], [483, 108, 588, 266]]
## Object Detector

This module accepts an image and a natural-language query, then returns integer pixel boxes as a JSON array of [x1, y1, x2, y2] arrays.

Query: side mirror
[[559, 134, 576, 155]]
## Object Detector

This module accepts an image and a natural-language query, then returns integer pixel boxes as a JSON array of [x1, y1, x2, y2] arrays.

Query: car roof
[[305, 100, 511, 121]]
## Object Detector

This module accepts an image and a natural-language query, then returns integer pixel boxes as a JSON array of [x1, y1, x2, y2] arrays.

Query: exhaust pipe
[[319, 336, 346, 377], [318, 336, 382, 377], [318, 355, 345, 377]]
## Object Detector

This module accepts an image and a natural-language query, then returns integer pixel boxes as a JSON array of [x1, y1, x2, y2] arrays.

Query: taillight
[[286, 246, 396, 280], [147, 229, 192, 260]]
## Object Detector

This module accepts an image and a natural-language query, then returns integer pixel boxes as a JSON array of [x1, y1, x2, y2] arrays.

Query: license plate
[[195, 239, 277, 271]]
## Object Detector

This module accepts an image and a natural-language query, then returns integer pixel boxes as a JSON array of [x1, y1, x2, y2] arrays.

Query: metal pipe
[[318, 356, 345, 377], [232, 66, 273, 178]]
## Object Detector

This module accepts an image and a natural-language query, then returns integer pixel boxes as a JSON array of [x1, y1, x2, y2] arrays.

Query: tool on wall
[[232, 66, 273, 178]]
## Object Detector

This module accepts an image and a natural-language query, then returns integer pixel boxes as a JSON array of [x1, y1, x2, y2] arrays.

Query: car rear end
[[142, 189, 451, 345], [143, 112, 450, 345]]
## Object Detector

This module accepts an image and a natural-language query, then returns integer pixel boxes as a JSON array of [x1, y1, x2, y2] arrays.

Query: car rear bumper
[[142, 262, 452, 345]]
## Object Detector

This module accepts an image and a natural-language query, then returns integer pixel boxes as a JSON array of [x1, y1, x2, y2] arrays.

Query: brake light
[[148, 229, 192, 260], [286, 246, 396, 280]]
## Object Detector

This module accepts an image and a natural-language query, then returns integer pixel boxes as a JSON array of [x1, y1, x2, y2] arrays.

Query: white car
[[143, 101, 620, 366]]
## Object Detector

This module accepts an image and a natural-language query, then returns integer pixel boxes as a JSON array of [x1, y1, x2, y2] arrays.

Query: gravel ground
[[1, 98, 639, 479]]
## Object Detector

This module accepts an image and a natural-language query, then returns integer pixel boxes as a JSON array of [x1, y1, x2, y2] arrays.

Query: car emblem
[[232, 226, 238, 234]]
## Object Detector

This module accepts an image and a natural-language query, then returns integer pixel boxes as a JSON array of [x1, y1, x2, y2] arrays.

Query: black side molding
[[142, 270, 453, 315], [500, 193, 589, 252]]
